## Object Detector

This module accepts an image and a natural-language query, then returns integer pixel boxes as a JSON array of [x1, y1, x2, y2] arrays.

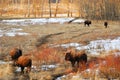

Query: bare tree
[[27, 0, 30, 17], [70, 0, 73, 17], [49, 0, 52, 17], [54, 0, 59, 17], [40, 0, 45, 17]]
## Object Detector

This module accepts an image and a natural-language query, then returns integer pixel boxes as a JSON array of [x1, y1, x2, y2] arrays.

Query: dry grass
[[78, 50, 120, 80], [0, 20, 120, 80], [99, 53, 120, 79], [0, 64, 15, 80]]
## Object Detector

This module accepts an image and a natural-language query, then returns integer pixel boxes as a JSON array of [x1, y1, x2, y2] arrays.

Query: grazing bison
[[9, 48, 22, 65], [84, 20, 91, 27], [15, 56, 32, 73], [65, 50, 87, 68], [104, 21, 108, 28]]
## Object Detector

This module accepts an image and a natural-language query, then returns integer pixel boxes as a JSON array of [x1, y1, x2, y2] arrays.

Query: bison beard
[[15, 56, 32, 73], [9, 48, 22, 66], [10, 48, 22, 60], [65, 50, 87, 68]]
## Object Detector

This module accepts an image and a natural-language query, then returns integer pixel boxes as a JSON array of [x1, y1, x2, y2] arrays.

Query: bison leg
[[87, 24, 89, 27], [105, 25, 107, 28], [12, 61, 16, 66], [77, 61, 80, 68], [26, 66, 31, 73], [71, 61, 75, 67], [80, 61, 87, 71], [21, 66, 24, 73]]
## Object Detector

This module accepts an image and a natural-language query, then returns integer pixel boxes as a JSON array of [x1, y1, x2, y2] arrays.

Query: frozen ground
[[53, 37, 120, 55], [0, 18, 84, 26], [0, 28, 29, 37], [0, 60, 59, 72], [0, 18, 84, 37]]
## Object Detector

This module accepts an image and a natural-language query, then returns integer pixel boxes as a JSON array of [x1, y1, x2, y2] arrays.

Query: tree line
[[0, 0, 119, 20]]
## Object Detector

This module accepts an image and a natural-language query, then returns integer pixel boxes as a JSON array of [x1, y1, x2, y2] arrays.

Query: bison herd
[[9, 48, 32, 73], [8, 20, 108, 73], [84, 20, 108, 28], [9, 48, 88, 73]]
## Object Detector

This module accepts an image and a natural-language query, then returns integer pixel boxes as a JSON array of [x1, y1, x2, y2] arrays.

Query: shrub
[[99, 53, 120, 79]]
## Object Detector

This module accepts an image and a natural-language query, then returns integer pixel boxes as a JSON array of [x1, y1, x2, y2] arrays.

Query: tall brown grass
[[32, 47, 64, 65], [0, 64, 15, 80], [78, 50, 120, 79], [99, 54, 120, 79]]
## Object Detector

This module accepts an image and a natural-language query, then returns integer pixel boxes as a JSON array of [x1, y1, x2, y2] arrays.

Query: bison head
[[65, 51, 73, 61], [10, 48, 22, 60]]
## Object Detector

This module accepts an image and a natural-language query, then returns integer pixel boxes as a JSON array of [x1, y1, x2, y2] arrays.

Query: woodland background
[[0, 0, 120, 20]]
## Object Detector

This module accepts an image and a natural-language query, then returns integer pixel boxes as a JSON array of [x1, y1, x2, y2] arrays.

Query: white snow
[[0, 28, 29, 37], [0, 60, 7, 64], [56, 75, 66, 80], [41, 64, 58, 71], [72, 19, 85, 23], [54, 42, 81, 48], [0, 60, 12, 65], [16, 67, 21, 72], [1, 18, 84, 26], [53, 37, 120, 55]]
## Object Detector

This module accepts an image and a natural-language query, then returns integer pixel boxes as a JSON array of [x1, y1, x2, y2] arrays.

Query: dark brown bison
[[65, 50, 87, 68], [84, 20, 91, 27], [9, 48, 22, 65], [15, 56, 32, 73], [104, 21, 108, 28]]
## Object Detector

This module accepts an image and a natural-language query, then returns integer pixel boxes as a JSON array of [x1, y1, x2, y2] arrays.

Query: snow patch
[[1, 18, 84, 26], [41, 64, 58, 71], [0, 60, 12, 65], [0, 28, 29, 37], [52, 37, 120, 55]]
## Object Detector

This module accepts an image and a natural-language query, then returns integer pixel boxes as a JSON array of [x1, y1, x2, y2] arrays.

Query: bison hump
[[17, 56, 31, 66]]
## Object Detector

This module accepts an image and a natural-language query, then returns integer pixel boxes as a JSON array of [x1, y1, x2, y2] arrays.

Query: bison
[[84, 20, 91, 27], [104, 21, 108, 28], [9, 48, 22, 65], [15, 56, 32, 73], [65, 50, 87, 68]]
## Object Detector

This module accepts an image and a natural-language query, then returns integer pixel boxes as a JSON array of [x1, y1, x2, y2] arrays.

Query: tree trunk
[[54, 0, 59, 17], [70, 0, 73, 17], [27, 0, 30, 17], [41, 0, 44, 17], [49, 0, 52, 17], [67, 0, 70, 17]]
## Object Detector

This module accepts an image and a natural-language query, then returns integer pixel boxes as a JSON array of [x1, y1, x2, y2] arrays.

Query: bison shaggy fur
[[84, 20, 91, 27], [15, 56, 32, 73], [65, 50, 87, 68], [9, 48, 22, 66]]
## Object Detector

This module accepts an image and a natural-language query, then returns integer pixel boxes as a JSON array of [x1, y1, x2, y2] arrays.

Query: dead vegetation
[[0, 20, 120, 80], [0, 0, 120, 20]]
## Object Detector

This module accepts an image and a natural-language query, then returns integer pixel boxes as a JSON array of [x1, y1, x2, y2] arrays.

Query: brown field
[[0, 20, 120, 80]]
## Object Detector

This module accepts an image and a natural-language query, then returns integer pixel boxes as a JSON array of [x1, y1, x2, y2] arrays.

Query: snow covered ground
[[0, 18, 84, 26], [0, 60, 12, 65], [0, 18, 84, 37], [41, 64, 58, 71], [52, 37, 120, 55], [0, 28, 29, 37]]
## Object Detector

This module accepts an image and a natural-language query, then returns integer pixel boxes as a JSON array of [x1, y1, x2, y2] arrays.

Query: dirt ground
[[0, 20, 120, 80]]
